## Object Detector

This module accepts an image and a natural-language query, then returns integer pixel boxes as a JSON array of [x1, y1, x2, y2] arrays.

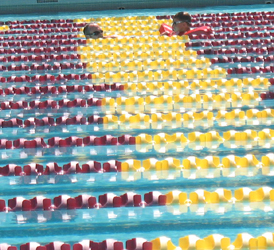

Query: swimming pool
[[0, 3, 274, 250]]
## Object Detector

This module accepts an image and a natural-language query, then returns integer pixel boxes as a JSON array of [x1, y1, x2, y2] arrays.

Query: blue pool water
[[1, 3, 274, 249]]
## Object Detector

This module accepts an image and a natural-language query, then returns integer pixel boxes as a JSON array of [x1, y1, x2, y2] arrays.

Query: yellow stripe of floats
[[101, 92, 259, 107], [91, 68, 227, 84], [81, 50, 195, 64], [101, 109, 274, 130], [119, 153, 274, 171], [80, 35, 188, 46], [80, 41, 187, 54], [0, 25, 9, 31], [124, 78, 270, 92], [174, 186, 273, 203], [128, 129, 273, 152], [149, 233, 274, 250], [86, 58, 211, 73]]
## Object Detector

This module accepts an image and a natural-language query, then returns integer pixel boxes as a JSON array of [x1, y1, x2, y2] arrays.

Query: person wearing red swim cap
[[83, 23, 120, 39], [160, 12, 212, 37], [172, 12, 192, 35]]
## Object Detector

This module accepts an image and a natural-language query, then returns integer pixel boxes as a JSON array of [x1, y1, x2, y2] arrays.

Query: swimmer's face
[[172, 18, 189, 33], [85, 24, 104, 39]]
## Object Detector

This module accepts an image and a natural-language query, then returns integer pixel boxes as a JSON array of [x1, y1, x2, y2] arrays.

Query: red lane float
[[144, 191, 166, 206], [0, 114, 115, 128], [4, 192, 167, 212], [0, 164, 22, 176], [0, 134, 136, 150], [6, 28, 81, 34], [0, 46, 77, 55], [197, 46, 271, 56], [0, 160, 122, 176], [0, 29, 83, 36], [0, 160, 115, 176], [0, 38, 85, 47], [261, 91, 274, 100], [74, 240, 124, 250], [0, 98, 104, 110], [45, 242, 71, 250], [0, 54, 80, 63], [99, 193, 122, 207], [227, 66, 274, 74], [126, 238, 152, 250], [8, 22, 82, 29], [188, 31, 274, 40], [0, 73, 92, 83], [186, 38, 274, 48], [0, 34, 78, 43], [5, 19, 74, 25], [7, 239, 153, 250], [23, 163, 44, 175], [20, 242, 42, 250], [0, 34, 78, 41], [211, 55, 274, 64], [120, 192, 142, 207], [0, 84, 123, 96]]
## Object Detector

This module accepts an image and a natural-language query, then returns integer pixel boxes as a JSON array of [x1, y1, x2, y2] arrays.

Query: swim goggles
[[87, 30, 103, 36], [172, 20, 190, 25]]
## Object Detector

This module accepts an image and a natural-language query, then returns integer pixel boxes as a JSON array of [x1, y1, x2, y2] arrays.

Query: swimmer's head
[[83, 23, 104, 39], [172, 12, 191, 33]]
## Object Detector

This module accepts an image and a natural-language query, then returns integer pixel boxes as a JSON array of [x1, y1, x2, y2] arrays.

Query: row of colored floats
[[0, 153, 271, 175], [0, 73, 91, 83], [0, 108, 273, 130], [0, 92, 261, 111], [125, 78, 271, 93], [80, 50, 197, 63], [101, 109, 274, 124], [4, 234, 274, 250], [2, 153, 274, 175], [84, 35, 188, 46], [0, 134, 135, 149], [0, 47, 77, 56], [0, 39, 84, 47], [198, 46, 274, 55], [0, 54, 80, 63], [92, 68, 227, 83], [186, 38, 274, 48], [0, 34, 78, 41], [78, 42, 187, 54], [0, 84, 122, 96], [135, 129, 274, 144], [0, 129, 273, 149], [0, 78, 269, 96], [99, 111, 274, 129], [0, 69, 230, 84], [101, 92, 258, 110], [2, 186, 274, 212], [86, 58, 211, 73], [0, 62, 87, 72], [211, 55, 274, 64]]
